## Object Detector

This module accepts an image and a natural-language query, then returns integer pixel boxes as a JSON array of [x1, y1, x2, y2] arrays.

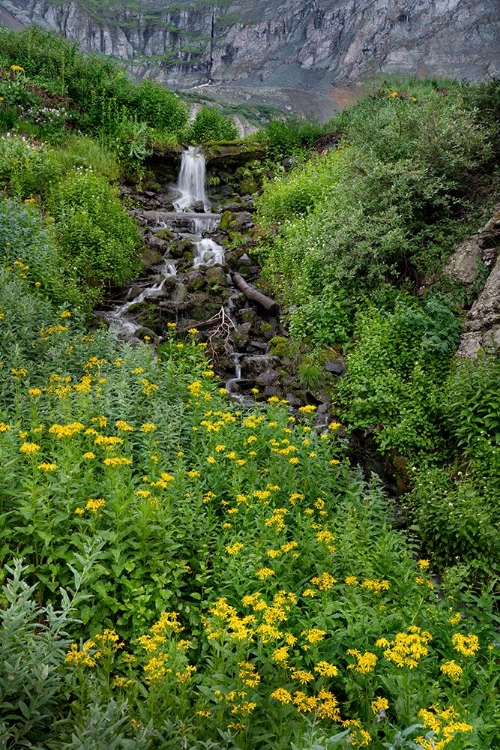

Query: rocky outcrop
[[2, 0, 499, 94], [445, 205, 500, 357]]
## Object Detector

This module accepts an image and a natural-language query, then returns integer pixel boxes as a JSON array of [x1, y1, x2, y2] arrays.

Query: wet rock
[[264, 385, 280, 397], [141, 245, 163, 268], [242, 355, 279, 378], [256, 369, 280, 387], [192, 200, 206, 213], [249, 340, 267, 351], [136, 326, 157, 340], [154, 228, 175, 241], [206, 266, 229, 288], [220, 211, 237, 231], [237, 254, 252, 267], [186, 271, 207, 292], [324, 360, 345, 375], [147, 236, 168, 254], [161, 277, 178, 296], [170, 282, 188, 304]]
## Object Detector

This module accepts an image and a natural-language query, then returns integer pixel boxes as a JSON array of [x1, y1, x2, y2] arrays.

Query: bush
[[264, 118, 326, 158], [0, 196, 81, 308], [47, 169, 141, 295], [186, 106, 238, 144], [338, 294, 461, 457]]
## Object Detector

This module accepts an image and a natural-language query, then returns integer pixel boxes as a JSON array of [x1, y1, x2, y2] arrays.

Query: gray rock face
[[445, 205, 500, 358], [3, 0, 499, 93]]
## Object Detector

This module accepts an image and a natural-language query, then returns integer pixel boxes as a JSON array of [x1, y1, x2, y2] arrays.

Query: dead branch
[[232, 273, 279, 314]]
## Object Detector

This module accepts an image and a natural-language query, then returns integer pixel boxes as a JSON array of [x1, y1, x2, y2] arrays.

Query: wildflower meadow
[[0, 29, 499, 749]]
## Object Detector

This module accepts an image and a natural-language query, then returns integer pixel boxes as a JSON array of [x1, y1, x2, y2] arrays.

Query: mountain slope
[[1, 0, 499, 92]]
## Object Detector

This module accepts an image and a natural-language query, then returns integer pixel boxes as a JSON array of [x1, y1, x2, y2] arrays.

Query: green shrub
[[264, 118, 326, 158], [256, 150, 342, 225], [409, 468, 500, 578], [338, 295, 461, 457], [0, 197, 81, 308], [134, 79, 188, 132], [47, 169, 141, 295], [186, 106, 238, 144]]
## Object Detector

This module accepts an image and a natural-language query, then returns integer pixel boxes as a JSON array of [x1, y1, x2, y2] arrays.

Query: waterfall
[[173, 146, 209, 211], [193, 238, 224, 268]]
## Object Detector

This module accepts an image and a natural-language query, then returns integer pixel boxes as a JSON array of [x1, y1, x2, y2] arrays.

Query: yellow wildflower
[[37, 462, 58, 472], [270, 688, 292, 704], [315, 661, 338, 677], [226, 542, 244, 555], [20, 442, 41, 454], [347, 649, 378, 674], [302, 628, 327, 644], [440, 660, 463, 682], [371, 696, 389, 714], [452, 633, 479, 657]]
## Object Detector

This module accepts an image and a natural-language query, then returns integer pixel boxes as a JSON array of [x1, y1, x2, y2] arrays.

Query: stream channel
[[99, 146, 345, 420]]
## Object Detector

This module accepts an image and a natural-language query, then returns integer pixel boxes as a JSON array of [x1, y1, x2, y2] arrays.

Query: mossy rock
[[240, 177, 258, 194], [269, 336, 290, 356], [140, 246, 163, 269], [220, 210, 238, 231], [155, 228, 175, 241]]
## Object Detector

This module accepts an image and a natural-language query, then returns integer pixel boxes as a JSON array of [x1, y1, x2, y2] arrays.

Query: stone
[[264, 385, 280, 397], [186, 271, 206, 292], [206, 266, 229, 287], [324, 360, 345, 375], [241, 355, 279, 378], [154, 228, 175, 241], [256, 369, 280, 387], [170, 282, 188, 304], [192, 200, 205, 213], [139, 246, 164, 269]]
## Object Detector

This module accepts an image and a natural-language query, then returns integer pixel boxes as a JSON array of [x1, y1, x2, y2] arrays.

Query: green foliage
[[264, 118, 326, 158], [338, 294, 461, 457], [408, 468, 500, 577], [0, 197, 81, 309], [47, 169, 141, 295], [186, 106, 238, 144], [133, 78, 189, 132], [257, 80, 495, 343], [256, 151, 342, 224]]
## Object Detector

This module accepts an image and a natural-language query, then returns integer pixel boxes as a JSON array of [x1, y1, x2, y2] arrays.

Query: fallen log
[[232, 273, 280, 315]]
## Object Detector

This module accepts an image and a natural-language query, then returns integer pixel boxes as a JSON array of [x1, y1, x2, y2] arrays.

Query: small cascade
[[193, 238, 224, 268], [173, 146, 209, 212], [102, 263, 177, 339]]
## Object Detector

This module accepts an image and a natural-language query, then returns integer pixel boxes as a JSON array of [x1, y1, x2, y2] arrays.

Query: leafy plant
[[186, 106, 238, 144]]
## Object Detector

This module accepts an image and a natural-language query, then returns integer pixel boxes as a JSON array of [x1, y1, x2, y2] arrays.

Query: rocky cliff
[[2, 0, 499, 93]]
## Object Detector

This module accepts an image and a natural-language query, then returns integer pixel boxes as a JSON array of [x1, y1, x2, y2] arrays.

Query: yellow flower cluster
[[116, 420, 134, 431], [103, 457, 132, 467], [440, 660, 463, 681], [238, 661, 261, 687], [19, 442, 41, 454], [49, 422, 84, 439], [451, 633, 479, 657], [65, 641, 100, 668], [416, 705, 473, 749], [361, 578, 390, 594], [310, 572, 336, 591], [346, 649, 378, 674], [37, 462, 58, 472], [371, 696, 389, 714], [376, 626, 432, 669]]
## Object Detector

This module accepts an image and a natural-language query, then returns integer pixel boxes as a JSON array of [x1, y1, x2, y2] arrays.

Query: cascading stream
[[173, 146, 210, 211]]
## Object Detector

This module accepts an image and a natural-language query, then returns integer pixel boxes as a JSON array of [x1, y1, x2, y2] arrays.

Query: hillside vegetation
[[256, 78, 500, 584], [0, 28, 499, 750]]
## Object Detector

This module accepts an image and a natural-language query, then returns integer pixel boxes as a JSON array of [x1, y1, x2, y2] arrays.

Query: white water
[[173, 146, 209, 211], [193, 238, 224, 268]]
